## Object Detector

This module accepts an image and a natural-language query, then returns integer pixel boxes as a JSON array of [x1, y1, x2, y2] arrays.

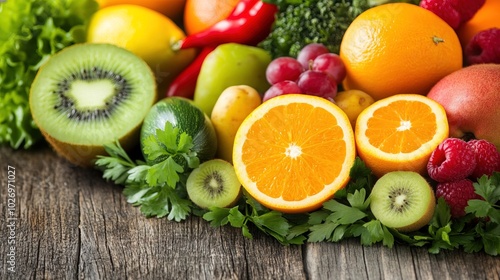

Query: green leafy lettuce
[[0, 0, 98, 149]]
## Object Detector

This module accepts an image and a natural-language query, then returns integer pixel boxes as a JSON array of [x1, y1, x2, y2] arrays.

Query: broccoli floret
[[260, 0, 421, 59]]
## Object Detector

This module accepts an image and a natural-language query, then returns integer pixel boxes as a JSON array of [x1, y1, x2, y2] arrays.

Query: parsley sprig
[[95, 129, 500, 256], [95, 122, 199, 221], [203, 193, 309, 245], [202, 158, 500, 256]]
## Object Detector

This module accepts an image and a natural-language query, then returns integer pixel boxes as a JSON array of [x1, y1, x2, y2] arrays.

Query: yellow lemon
[[87, 4, 196, 90]]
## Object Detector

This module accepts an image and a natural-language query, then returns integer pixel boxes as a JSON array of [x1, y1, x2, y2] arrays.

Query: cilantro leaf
[[95, 121, 200, 221], [95, 141, 139, 185], [361, 220, 385, 246], [202, 193, 308, 245], [251, 211, 291, 237], [203, 207, 231, 227], [227, 207, 246, 228], [146, 157, 184, 187], [466, 200, 492, 218], [131, 184, 192, 221], [308, 222, 339, 242], [322, 200, 367, 225]]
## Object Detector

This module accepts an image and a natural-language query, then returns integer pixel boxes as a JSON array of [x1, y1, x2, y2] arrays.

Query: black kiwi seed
[[204, 172, 225, 198], [52, 66, 131, 122], [388, 186, 413, 213]]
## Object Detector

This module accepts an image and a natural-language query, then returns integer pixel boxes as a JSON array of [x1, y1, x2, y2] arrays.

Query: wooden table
[[1, 145, 499, 279]]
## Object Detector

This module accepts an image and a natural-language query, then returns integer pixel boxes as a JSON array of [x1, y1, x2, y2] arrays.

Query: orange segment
[[355, 94, 449, 178], [233, 94, 356, 213]]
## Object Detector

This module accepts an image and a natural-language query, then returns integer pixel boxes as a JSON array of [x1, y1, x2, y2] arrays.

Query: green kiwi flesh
[[30, 43, 156, 167], [186, 159, 242, 209], [370, 171, 435, 232]]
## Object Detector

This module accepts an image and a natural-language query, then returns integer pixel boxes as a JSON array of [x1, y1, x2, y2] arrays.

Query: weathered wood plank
[[1, 145, 500, 280], [1, 144, 81, 279], [0, 145, 306, 279], [306, 240, 500, 280]]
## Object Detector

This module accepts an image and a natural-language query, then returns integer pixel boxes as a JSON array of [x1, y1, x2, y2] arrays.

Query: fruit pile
[[2, 0, 500, 255]]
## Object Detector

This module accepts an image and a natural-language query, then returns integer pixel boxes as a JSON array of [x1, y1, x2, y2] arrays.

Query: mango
[[193, 43, 271, 115], [210, 85, 262, 163]]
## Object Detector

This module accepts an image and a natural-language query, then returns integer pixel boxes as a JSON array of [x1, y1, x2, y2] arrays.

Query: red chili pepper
[[173, 0, 277, 50], [166, 46, 216, 99]]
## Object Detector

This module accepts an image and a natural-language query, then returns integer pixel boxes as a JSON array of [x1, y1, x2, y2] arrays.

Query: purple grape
[[266, 57, 304, 85], [312, 53, 346, 84], [296, 70, 337, 99], [262, 80, 302, 102], [297, 43, 330, 70]]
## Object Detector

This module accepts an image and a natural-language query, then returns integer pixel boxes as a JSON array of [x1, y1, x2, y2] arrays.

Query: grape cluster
[[263, 43, 346, 102]]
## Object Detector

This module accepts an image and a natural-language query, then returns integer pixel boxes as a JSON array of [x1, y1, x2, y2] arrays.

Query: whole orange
[[457, 0, 500, 48], [183, 0, 239, 35], [339, 3, 463, 101], [96, 0, 186, 20]]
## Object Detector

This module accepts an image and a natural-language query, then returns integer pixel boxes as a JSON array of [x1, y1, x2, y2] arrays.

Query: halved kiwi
[[30, 43, 157, 167], [186, 159, 242, 209], [369, 171, 436, 232]]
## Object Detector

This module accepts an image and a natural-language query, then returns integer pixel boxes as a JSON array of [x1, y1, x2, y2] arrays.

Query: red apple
[[427, 64, 500, 151]]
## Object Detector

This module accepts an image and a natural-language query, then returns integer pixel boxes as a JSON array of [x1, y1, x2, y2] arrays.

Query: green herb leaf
[[96, 121, 200, 221], [95, 141, 138, 185], [323, 200, 367, 225], [203, 207, 231, 227], [361, 220, 385, 246], [251, 211, 291, 237], [146, 157, 184, 187], [308, 222, 339, 242], [228, 207, 246, 228]]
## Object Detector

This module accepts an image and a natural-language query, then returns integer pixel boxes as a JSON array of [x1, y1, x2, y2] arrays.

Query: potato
[[210, 85, 262, 163]]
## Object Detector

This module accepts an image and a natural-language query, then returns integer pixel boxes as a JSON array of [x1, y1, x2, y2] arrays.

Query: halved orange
[[355, 94, 449, 178], [232, 94, 356, 213]]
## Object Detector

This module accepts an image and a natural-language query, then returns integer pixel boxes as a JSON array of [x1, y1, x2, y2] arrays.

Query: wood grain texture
[[1, 145, 499, 279]]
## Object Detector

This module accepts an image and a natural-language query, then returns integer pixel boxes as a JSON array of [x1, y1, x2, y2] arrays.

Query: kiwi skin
[[29, 43, 157, 167], [40, 125, 140, 168], [370, 171, 436, 232], [186, 159, 242, 209]]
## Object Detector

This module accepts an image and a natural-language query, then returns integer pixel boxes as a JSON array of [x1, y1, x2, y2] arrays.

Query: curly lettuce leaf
[[0, 0, 98, 149]]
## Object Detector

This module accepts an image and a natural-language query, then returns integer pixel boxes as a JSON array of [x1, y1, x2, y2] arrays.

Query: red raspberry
[[427, 138, 476, 182], [465, 28, 500, 65], [419, 0, 486, 30], [467, 139, 500, 178], [436, 179, 481, 218]]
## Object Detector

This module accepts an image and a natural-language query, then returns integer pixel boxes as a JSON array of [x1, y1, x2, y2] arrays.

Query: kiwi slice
[[369, 171, 435, 232], [30, 43, 157, 167], [186, 159, 242, 209]]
